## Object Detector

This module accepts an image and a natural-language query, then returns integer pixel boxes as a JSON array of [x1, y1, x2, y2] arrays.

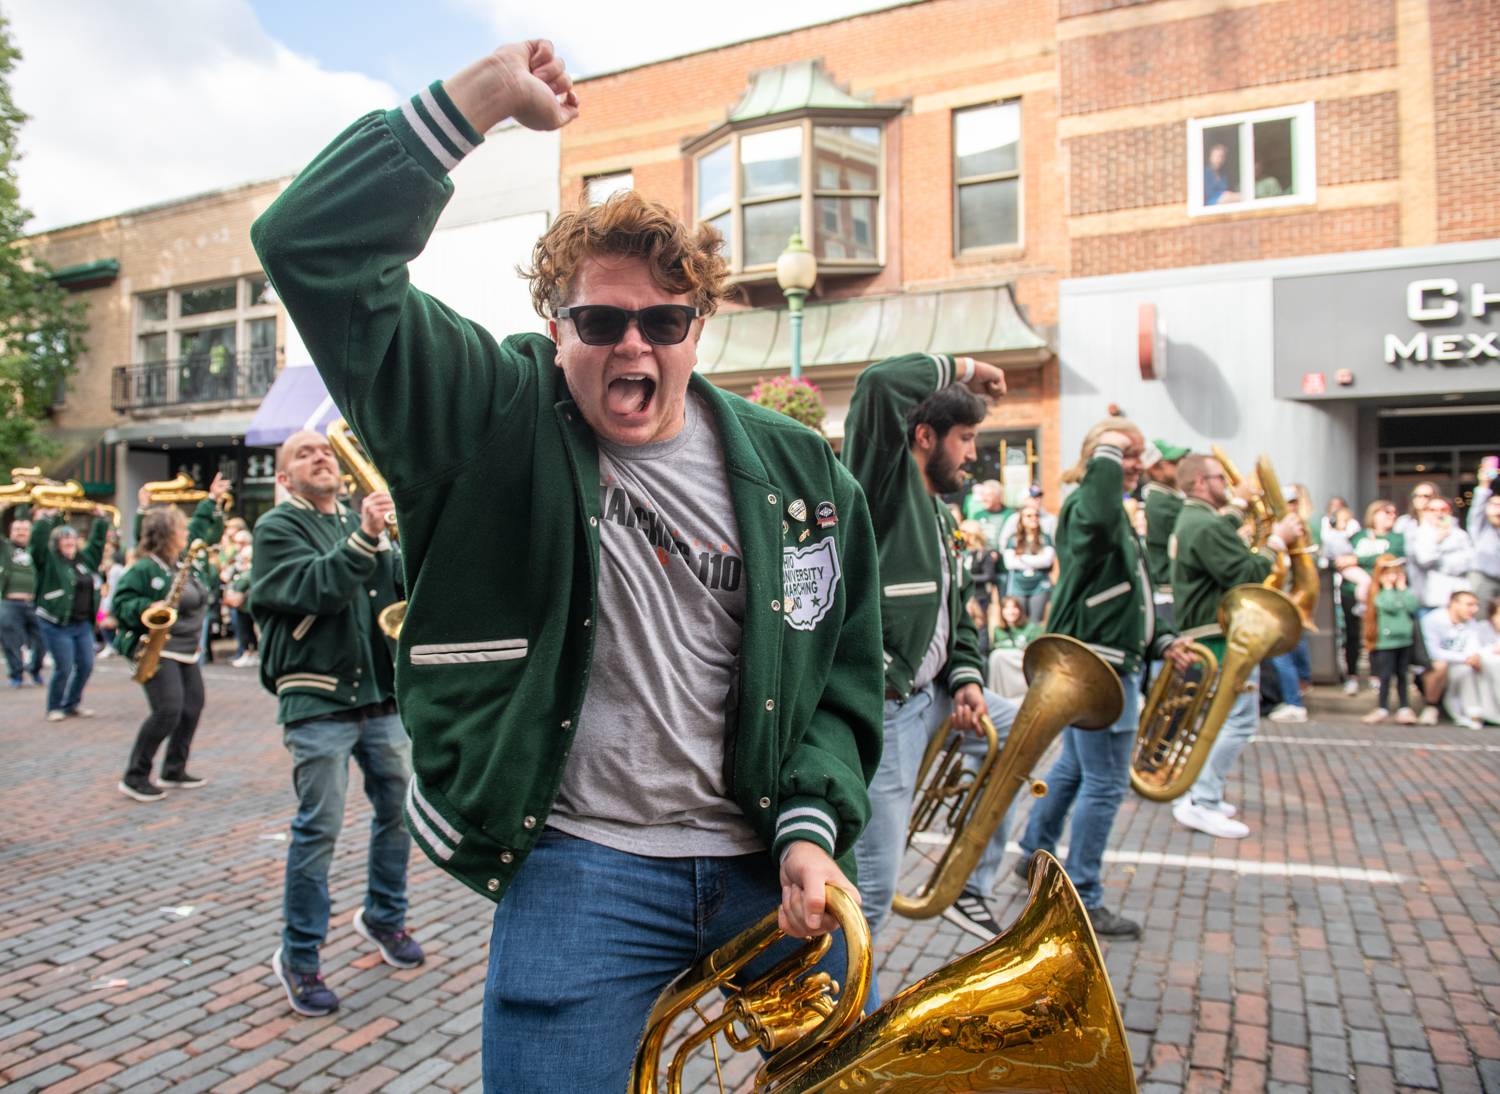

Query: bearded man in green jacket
[[251, 38, 882, 1091]]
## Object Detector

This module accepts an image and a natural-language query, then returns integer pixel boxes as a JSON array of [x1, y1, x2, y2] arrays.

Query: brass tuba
[[893, 635, 1123, 920], [1253, 456, 1319, 632], [1132, 584, 1302, 801], [632, 852, 1136, 1092], [30, 479, 121, 529], [325, 418, 405, 640]]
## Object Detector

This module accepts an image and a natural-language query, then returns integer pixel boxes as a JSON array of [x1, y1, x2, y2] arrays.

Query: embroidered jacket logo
[[782, 539, 841, 632]]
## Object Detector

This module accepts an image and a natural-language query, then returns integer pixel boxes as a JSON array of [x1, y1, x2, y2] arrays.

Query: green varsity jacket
[[249, 497, 401, 726], [1046, 446, 1175, 676], [0, 536, 37, 600], [110, 554, 214, 660], [29, 515, 108, 624], [250, 82, 884, 905], [841, 353, 987, 700], [1141, 481, 1184, 593], [1170, 497, 1275, 657]]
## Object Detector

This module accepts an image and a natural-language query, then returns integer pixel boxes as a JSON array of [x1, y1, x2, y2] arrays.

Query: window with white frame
[[132, 276, 277, 402], [1188, 103, 1316, 214], [585, 171, 633, 204], [954, 101, 1022, 254], [692, 120, 884, 274]]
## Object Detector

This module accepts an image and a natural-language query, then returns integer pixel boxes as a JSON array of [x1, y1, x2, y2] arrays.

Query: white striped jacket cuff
[[388, 81, 484, 177], [774, 804, 839, 858], [1093, 444, 1124, 465], [405, 778, 464, 863]]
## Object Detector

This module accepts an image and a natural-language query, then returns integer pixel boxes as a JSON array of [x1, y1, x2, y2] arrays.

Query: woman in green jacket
[[31, 509, 109, 721]]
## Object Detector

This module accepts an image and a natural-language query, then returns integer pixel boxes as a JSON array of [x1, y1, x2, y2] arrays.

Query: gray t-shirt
[[549, 394, 762, 857]]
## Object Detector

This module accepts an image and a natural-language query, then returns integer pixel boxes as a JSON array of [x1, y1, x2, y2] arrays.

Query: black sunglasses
[[556, 304, 698, 346]]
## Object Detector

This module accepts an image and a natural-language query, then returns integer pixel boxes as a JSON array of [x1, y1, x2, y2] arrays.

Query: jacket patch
[[782, 540, 841, 632], [788, 498, 807, 522], [151, 577, 166, 591], [815, 500, 837, 528]]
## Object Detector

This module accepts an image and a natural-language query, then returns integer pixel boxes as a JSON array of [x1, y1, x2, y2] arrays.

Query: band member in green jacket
[[1140, 439, 1188, 628], [251, 39, 882, 1089], [1014, 418, 1193, 939], [1169, 451, 1301, 839], [1, 512, 44, 688], [30, 508, 110, 721], [842, 353, 1022, 970]]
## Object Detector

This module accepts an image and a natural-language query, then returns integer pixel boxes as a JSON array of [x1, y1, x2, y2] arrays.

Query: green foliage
[[747, 375, 827, 434], [0, 14, 87, 471]]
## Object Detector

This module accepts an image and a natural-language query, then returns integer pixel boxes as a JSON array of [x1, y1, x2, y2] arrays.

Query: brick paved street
[[2, 658, 1499, 1092]]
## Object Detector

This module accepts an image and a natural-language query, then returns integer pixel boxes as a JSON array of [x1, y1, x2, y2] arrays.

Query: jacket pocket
[[409, 638, 528, 666], [43, 588, 64, 600], [1084, 581, 1131, 608], [883, 581, 939, 598]]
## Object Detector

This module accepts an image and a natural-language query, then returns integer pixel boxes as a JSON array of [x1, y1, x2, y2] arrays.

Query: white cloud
[[8, 0, 397, 232], [443, 0, 908, 77]]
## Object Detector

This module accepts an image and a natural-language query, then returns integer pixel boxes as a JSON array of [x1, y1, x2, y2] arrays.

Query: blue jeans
[[37, 619, 93, 714], [482, 829, 847, 1093], [1018, 668, 1142, 910], [854, 683, 1020, 944], [1, 599, 43, 682], [1269, 637, 1310, 710], [281, 709, 412, 972], [1188, 666, 1260, 808]]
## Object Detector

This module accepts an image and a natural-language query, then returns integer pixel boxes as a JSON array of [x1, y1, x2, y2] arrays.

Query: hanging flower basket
[[747, 375, 827, 434]]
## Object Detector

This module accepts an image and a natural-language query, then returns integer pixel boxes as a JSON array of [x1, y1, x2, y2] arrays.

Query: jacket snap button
[[765, 699, 775, 711], [368, 589, 377, 597], [767, 494, 776, 505], [583, 618, 591, 628], [486, 878, 500, 892], [759, 797, 771, 809], [500, 851, 514, 864], [561, 718, 572, 729], [771, 600, 780, 612], [523, 816, 536, 829], [589, 516, 598, 527]]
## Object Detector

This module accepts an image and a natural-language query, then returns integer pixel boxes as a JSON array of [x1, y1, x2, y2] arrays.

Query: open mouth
[[606, 374, 657, 416]]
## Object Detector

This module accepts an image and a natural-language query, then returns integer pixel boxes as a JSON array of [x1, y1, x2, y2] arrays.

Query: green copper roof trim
[[48, 258, 120, 289], [729, 59, 882, 122]]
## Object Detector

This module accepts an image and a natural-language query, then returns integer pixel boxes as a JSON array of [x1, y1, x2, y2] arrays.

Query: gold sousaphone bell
[[632, 852, 1136, 1092]]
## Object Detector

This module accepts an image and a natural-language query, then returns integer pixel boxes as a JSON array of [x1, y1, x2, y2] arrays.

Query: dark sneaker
[[1086, 905, 1142, 939], [272, 946, 339, 1017], [940, 886, 1004, 942], [1012, 855, 1031, 885], [117, 777, 166, 803], [159, 771, 207, 788], [353, 908, 425, 969]]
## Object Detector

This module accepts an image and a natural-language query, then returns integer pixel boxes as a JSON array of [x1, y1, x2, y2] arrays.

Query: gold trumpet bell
[[789, 851, 1136, 1092]]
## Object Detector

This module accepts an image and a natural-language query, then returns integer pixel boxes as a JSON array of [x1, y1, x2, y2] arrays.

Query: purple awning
[[245, 367, 343, 447]]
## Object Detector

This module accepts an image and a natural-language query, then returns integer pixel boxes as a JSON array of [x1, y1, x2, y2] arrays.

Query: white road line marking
[[1255, 735, 1500, 753]]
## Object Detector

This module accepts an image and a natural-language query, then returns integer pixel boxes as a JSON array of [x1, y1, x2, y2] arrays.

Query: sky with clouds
[[7, 0, 905, 233]]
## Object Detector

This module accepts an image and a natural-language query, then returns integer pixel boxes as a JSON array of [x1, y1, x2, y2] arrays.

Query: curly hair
[[521, 190, 729, 319], [138, 506, 186, 559]]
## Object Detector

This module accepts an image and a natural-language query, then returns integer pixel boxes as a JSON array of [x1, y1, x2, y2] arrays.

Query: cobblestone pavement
[[2, 658, 1499, 1092]]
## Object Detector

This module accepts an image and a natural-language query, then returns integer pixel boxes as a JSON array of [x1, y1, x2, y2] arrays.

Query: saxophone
[[132, 540, 209, 685]]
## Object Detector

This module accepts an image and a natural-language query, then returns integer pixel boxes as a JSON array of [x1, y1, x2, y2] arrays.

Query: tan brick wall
[[1072, 204, 1400, 276], [1430, 0, 1500, 241], [1060, 0, 1397, 116], [27, 181, 285, 433]]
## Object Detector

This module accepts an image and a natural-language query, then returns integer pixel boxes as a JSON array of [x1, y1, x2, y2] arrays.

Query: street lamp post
[[776, 230, 818, 380]]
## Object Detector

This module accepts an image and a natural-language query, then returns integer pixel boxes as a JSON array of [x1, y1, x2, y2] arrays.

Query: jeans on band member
[[1371, 646, 1412, 710], [125, 658, 204, 781], [37, 619, 93, 714], [281, 710, 411, 972], [232, 609, 256, 657], [1017, 667, 1142, 911], [1, 599, 43, 681], [1270, 638, 1310, 709], [1188, 666, 1261, 808], [853, 683, 1020, 944], [482, 830, 847, 1093]]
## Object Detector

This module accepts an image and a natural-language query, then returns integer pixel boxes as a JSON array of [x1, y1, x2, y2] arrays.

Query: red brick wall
[[1059, 0, 1397, 115], [1072, 205, 1400, 276], [1068, 122, 1185, 215], [1316, 93, 1399, 185], [1430, 0, 1500, 241]]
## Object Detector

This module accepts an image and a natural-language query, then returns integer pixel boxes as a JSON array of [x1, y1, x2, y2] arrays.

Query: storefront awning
[[695, 282, 1052, 382], [245, 366, 343, 447], [104, 413, 257, 446]]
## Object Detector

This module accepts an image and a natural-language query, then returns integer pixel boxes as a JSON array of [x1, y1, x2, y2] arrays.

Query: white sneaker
[[45, 710, 65, 723], [1394, 707, 1418, 725], [1418, 707, 1439, 726], [1342, 678, 1359, 696], [1209, 800, 1238, 818], [231, 652, 259, 669], [1369, 677, 1381, 692], [1361, 707, 1389, 724], [1268, 704, 1308, 723], [1455, 713, 1483, 731], [1173, 800, 1250, 839]]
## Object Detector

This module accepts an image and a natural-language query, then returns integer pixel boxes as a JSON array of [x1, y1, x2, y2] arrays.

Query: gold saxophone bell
[[632, 853, 1137, 1092], [1254, 455, 1319, 632], [143, 472, 210, 506], [893, 635, 1123, 920], [326, 418, 406, 638], [1132, 583, 1302, 801]]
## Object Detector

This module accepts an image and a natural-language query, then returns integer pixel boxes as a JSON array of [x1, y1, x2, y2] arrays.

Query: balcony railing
[[112, 349, 277, 412]]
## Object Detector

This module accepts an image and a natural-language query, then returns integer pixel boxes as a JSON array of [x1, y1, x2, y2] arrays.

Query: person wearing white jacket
[[1419, 590, 1484, 728], [1410, 497, 1475, 615]]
